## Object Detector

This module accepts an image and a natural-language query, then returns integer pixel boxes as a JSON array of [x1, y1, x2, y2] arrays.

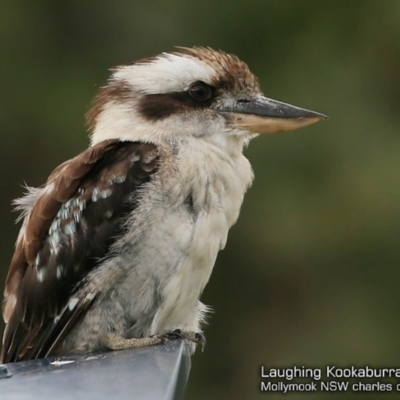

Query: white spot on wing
[[115, 175, 126, 184], [49, 218, 61, 235], [56, 264, 64, 279], [37, 267, 46, 282], [73, 210, 81, 222], [64, 221, 76, 235], [92, 188, 101, 202], [100, 189, 112, 198], [49, 230, 61, 254], [92, 187, 113, 201], [68, 297, 79, 310], [131, 154, 140, 163]]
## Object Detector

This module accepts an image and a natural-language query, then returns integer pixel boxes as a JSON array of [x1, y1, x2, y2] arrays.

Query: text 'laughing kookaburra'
[[1, 47, 327, 363]]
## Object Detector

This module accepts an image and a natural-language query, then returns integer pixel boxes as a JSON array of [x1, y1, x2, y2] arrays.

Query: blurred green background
[[1, 0, 400, 399]]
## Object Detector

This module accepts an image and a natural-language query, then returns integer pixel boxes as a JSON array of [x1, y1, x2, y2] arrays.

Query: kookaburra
[[1, 47, 327, 363]]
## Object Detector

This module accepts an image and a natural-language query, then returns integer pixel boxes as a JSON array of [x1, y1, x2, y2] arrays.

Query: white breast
[[146, 138, 254, 334]]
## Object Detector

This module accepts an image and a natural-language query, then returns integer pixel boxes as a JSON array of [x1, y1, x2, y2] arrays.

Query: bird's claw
[[193, 332, 206, 352], [157, 329, 206, 351], [157, 329, 183, 343]]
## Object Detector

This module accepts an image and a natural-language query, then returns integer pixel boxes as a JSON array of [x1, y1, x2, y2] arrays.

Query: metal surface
[[0, 340, 191, 400]]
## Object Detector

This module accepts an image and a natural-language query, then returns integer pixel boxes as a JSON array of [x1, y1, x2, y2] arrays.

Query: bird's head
[[87, 47, 327, 152]]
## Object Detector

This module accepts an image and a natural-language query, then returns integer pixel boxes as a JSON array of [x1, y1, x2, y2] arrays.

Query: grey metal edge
[[0, 339, 191, 400]]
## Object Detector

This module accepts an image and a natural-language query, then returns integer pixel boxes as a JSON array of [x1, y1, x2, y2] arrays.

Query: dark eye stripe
[[138, 85, 216, 121]]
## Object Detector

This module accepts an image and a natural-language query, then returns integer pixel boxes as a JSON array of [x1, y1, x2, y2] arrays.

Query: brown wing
[[1, 140, 159, 362]]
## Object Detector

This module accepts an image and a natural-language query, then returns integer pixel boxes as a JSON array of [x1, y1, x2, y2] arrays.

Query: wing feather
[[1, 140, 159, 362]]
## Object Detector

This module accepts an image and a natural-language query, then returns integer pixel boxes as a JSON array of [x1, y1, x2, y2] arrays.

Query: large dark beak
[[219, 96, 328, 134]]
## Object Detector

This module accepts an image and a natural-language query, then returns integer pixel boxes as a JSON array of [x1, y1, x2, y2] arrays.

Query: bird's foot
[[102, 333, 164, 350], [101, 329, 206, 352], [160, 329, 206, 352]]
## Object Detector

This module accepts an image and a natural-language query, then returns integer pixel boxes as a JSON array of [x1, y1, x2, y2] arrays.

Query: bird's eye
[[188, 82, 213, 102]]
